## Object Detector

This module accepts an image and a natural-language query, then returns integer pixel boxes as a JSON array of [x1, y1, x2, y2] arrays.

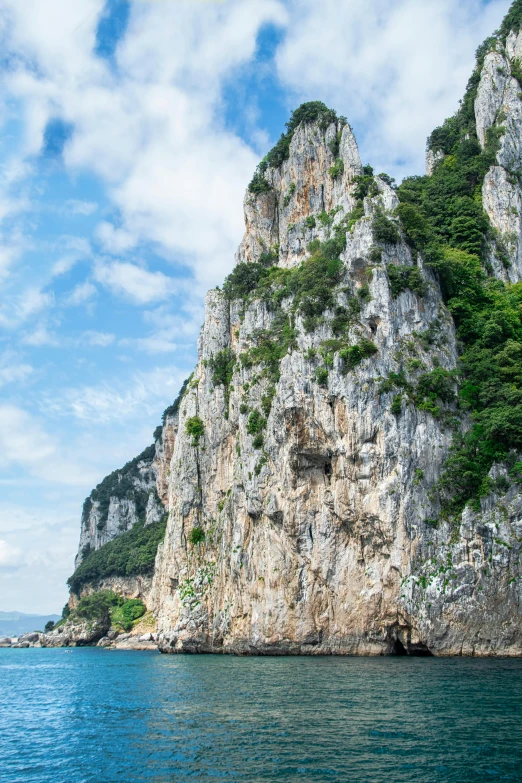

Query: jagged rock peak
[[236, 102, 363, 269]]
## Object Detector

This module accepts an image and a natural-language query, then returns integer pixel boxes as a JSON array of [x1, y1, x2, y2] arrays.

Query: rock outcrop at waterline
[[69, 4, 522, 657]]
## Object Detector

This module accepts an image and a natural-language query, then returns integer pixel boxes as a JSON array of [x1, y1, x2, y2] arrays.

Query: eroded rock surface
[[67, 14, 522, 657], [150, 96, 522, 658], [76, 446, 164, 567]]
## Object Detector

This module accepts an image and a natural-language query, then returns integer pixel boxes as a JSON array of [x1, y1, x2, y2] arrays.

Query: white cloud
[[66, 280, 97, 305], [276, 0, 510, 179], [81, 330, 114, 347], [117, 298, 205, 354], [95, 221, 136, 254], [63, 199, 97, 216], [0, 0, 288, 290], [0, 351, 33, 387], [21, 323, 59, 346], [18, 288, 53, 319], [0, 404, 97, 485], [93, 259, 183, 304], [0, 504, 79, 611], [0, 287, 54, 329], [42, 366, 188, 423], [144, 301, 204, 336], [0, 539, 24, 570], [49, 236, 92, 277], [119, 334, 178, 354], [0, 405, 54, 466]]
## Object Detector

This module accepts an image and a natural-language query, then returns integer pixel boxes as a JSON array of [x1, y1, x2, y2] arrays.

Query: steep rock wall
[[477, 30, 522, 281], [150, 80, 522, 655], [75, 446, 164, 568], [70, 8, 522, 656]]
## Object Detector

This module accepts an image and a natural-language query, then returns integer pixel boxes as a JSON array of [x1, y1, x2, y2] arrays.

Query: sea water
[[0, 649, 521, 782]]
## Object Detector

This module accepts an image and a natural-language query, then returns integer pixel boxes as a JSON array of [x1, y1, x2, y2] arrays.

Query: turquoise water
[[1, 650, 521, 782]]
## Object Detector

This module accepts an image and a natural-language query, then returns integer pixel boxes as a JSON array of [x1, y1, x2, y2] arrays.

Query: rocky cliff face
[[149, 18, 522, 656], [236, 120, 362, 269], [471, 30, 522, 282], [71, 7, 522, 656], [75, 445, 164, 568]]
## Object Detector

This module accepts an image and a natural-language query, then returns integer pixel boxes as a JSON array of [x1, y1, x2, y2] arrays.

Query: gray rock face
[[75, 447, 165, 568], [148, 77, 522, 657], [41, 621, 108, 648], [236, 121, 362, 270], [66, 21, 522, 657], [474, 32, 522, 282], [426, 149, 444, 176], [18, 632, 40, 643]]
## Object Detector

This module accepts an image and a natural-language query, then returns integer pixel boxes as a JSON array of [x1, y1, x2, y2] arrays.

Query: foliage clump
[[391, 395, 403, 416], [414, 368, 456, 418], [315, 367, 329, 386], [373, 211, 400, 245], [189, 526, 205, 546], [186, 416, 205, 445], [110, 599, 146, 631], [223, 261, 268, 301], [67, 519, 167, 594], [353, 165, 378, 201], [245, 409, 267, 450], [329, 159, 344, 179], [247, 410, 266, 435], [248, 165, 273, 195], [387, 264, 427, 297], [209, 349, 236, 413], [209, 348, 235, 389], [70, 591, 146, 632], [72, 590, 121, 622], [339, 339, 378, 371]]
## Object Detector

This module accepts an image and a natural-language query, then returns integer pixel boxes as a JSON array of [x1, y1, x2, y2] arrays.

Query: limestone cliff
[[75, 445, 164, 568], [70, 4, 522, 656]]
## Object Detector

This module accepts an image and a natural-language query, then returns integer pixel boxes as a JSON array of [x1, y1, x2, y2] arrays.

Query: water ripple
[[0, 650, 521, 783]]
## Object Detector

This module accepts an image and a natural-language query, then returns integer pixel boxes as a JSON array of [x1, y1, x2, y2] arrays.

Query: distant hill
[[0, 612, 61, 637]]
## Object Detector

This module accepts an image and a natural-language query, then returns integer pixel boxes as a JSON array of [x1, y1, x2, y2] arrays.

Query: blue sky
[[0, 0, 512, 613]]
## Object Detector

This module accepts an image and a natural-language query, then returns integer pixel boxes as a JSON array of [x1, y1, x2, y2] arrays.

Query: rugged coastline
[[34, 5, 522, 657]]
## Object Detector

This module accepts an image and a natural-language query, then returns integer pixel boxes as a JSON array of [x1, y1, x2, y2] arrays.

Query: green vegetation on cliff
[[81, 445, 157, 532], [395, 1, 522, 515], [208, 349, 236, 414], [68, 518, 167, 594], [110, 599, 146, 631], [160, 377, 190, 425], [185, 416, 205, 445], [499, 0, 522, 41], [225, 234, 346, 333], [71, 590, 146, 632], [428, 0, 522, 157]]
